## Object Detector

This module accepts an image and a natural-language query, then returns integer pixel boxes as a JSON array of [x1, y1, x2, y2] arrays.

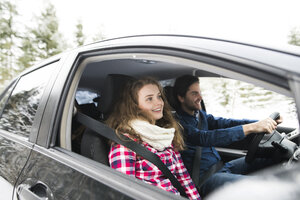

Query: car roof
[[74, 34, 300, 93], [86, 34, 300, 74], [15, 34, 300, 96]]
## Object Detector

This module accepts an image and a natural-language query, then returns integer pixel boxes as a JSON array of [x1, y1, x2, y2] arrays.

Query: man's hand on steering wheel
[[243, 115, 283, 136], [245, 112, 284, 163], [275, 115, 283, 124]]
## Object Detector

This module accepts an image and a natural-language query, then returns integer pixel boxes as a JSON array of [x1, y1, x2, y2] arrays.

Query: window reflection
[[0, 83, 15, 117], [0, 63, 57, 137]]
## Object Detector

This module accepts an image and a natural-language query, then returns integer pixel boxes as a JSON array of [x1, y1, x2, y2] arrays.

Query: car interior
[[58, 52, 300, 196]]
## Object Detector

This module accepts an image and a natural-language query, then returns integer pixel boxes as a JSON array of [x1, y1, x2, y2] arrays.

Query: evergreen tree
[[33, 3, 64, 58], [18, 3, 65, 69], [0, 0, 19, 84], [288, 27, 300, 46], [17, 32, 38, 71], [74, 20, 85, 46]]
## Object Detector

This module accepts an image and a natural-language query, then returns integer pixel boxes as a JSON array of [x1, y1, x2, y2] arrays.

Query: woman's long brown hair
[[106, 77, 184, 151]]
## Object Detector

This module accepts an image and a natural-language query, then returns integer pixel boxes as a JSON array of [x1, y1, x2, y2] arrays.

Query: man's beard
[[185, 101, 201, 112]]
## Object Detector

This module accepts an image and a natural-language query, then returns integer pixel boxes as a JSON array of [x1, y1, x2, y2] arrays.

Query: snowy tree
[[74, 20, 85, 47], [0, 0, 19, 84], [288, 27, 300, 46], [18, 3, 65, 69]]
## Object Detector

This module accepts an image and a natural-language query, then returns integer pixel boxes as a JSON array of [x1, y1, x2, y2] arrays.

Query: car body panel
[[15, 148, 133, 200], [15, 145, 184, 200], [0, 131, 33, 200]]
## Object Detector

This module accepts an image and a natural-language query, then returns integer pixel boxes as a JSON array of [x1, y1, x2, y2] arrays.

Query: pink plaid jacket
[[109, 141, 201, 200]]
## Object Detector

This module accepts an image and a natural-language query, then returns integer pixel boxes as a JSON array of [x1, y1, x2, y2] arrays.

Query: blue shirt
[[177, 109, 256, 176]]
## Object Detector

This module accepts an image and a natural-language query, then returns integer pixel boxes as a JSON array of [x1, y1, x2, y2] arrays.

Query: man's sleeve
[[181, 120, 246, 146], [206, 113, 257, 130], [181, 112, 258, 146]]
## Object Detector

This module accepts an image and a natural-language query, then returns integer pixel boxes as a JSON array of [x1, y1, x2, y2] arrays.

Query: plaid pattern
[[109, 142, 201, 200]]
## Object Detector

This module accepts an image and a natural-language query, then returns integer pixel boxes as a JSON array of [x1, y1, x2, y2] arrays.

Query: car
[[0, 34, 299, 200]]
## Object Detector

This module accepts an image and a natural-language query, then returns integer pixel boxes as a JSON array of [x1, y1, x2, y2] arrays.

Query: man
[[173, 75, 282, 196]]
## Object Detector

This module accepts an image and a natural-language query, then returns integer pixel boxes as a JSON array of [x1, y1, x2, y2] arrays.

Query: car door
[[0, 81, 27, 200], [0, 61, 60, 200], [13, 50, 185, 200]]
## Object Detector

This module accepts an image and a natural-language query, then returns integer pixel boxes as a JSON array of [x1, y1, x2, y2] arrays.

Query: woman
[[106, 77, 200, 200]]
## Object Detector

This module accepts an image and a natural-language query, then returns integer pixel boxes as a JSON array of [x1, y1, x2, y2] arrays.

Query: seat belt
[[191, 146, 202, 185], [191, 112, 202, 186], [191, 111, 224, 189], [76, 112, 188, 198], [198, 161, 223, 188]]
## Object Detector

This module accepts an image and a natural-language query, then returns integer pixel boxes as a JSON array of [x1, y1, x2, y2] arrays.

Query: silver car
[[0, 35, 299, 200]]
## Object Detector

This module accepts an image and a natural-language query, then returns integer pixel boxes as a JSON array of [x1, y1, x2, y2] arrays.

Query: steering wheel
[[245, 112, 280, 163]]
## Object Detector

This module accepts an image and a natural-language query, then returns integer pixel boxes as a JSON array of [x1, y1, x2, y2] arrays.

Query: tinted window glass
[[0, 82, 15, 116], [0, 63, 57, 137]]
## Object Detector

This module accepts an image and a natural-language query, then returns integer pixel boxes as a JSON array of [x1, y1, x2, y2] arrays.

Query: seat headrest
[[98, 74, 136, 116], [164, 86, 178, 110]]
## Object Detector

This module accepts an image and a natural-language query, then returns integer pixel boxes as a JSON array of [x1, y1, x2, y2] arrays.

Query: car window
[[0, 63, 57, 138], [200, 77, 298, 128], [76, 90, 100, 106], [159, 79, 175, 87], [0, 82, 15, 117]]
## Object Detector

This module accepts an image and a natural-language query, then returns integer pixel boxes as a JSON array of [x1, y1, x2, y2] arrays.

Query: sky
[[16, 0, 300, 47]]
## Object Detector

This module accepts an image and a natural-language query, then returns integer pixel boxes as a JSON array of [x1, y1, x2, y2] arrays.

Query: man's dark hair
[[173, 75, 199, 109]]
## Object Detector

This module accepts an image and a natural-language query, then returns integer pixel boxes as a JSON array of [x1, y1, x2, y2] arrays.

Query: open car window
[[200, 77, 299, 128], [59, 51, 299, 153]]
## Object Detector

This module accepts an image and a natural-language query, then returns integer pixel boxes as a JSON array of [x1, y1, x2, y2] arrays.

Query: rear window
[[0, 63, 57, 137], [0, 81, 16, 117], [76, 90, 99, 106]]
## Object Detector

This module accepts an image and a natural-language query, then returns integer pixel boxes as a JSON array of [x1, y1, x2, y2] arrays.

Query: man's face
[[178, 82, 202, 114]]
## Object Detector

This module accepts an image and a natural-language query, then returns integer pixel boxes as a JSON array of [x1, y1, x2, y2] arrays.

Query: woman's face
[[138, 84, 164, 122]]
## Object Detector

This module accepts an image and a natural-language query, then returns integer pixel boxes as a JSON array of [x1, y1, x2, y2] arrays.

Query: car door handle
[[16, 181, 53, 200]]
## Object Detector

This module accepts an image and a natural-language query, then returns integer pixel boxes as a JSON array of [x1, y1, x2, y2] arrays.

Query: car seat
[[80, 74, 136, 165], [164, 85, 179, 111], [97, 74, 136, 119]]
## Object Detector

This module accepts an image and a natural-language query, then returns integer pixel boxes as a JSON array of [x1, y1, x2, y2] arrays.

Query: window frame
[[57, 46, 298, 150]]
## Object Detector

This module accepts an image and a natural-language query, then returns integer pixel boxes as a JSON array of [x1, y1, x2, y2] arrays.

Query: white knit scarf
[[130, 119, 175, 151]]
